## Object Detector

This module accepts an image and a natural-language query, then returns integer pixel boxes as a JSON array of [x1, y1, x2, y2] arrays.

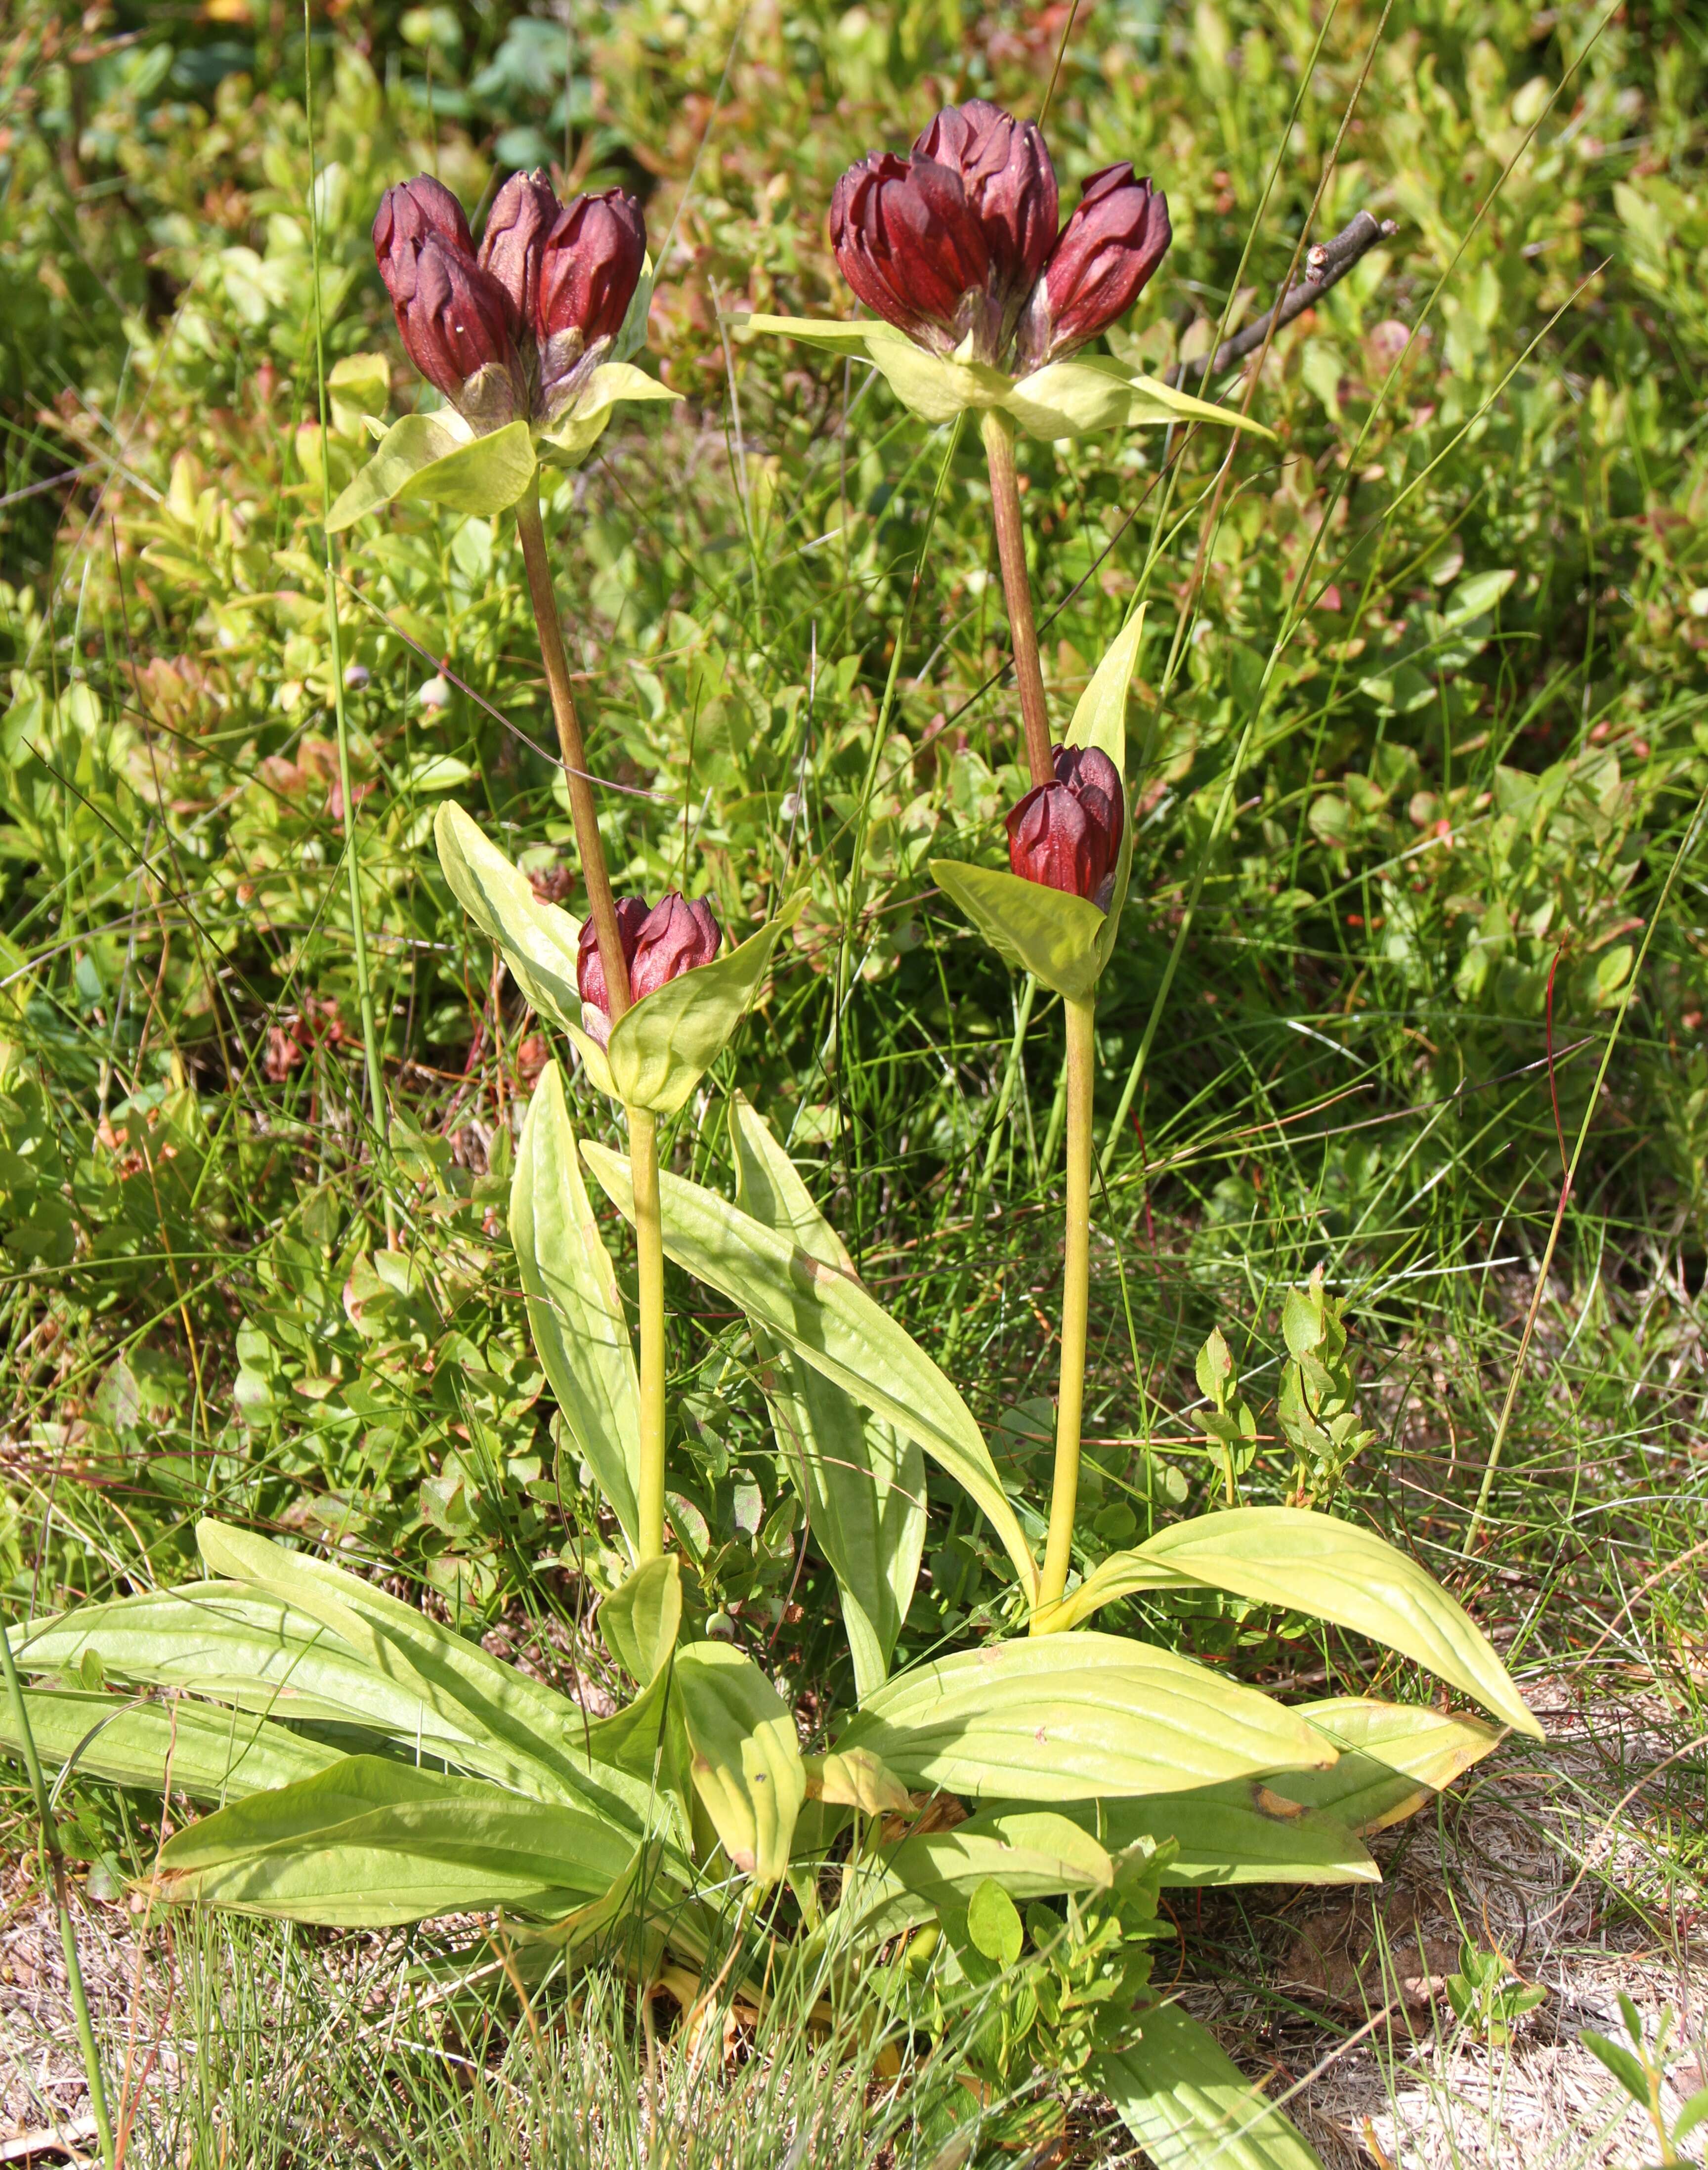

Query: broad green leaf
[[1277, 1698, 1502, 1833], [603, 893, 806, 1116], [968, 1877, 1024, 1965], [730, 1096, 924, 1698], [673, 1641, 805, 1885], [433, 804, 583, 1033], [326, 415, 536, 530], [823, 1808, 1113, 1954], [1098, 2005, 1325, 2170], [838, 1634, 1332, 1802], [194, 1523, 654, 1822], [156, 1755, 636, 1926], [1062, 1785, 1377, 1887], [809, 1745, 911, 1816], [512, 1065, 641, 1553], [581, 1145, 1038, 1603], [10, 1587, 477, 1750], [735, 315, 1008, 423], [0, 1689, 343, 1804], [734, 314, 886, 357], [598, 1555, 682, 1684], [538, 361, 681, 466], [1066, 607, 1143, 968], [930, 859, 1105, 1001], [1003, 356, 1278, 443], [1060, 1509, 1542, 1738]]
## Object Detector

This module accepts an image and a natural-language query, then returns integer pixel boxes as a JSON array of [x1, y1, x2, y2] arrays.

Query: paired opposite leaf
[[512, 1064, 642, 1554], [1059, 1507, 1542, 1739], [581, 1143, 1038, 1603], [538, 362, 681, 467], [327, 415, 537, 531], [730, 1096, 925, 1698], [931, 602, 1146, 995], [434, 804, 583, 1032]]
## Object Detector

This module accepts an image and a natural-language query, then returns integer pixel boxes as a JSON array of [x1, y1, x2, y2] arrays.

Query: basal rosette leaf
[[673, 1641, 805, 1886], [1097, 2005, 1325, 2170], [0, 1688, 344, 1805]]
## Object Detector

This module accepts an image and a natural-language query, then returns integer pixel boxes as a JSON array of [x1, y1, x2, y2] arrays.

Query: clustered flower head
[[1006, 744, 1125, 906], [373, 170, 646, 432], [577, 893, 723, 1044], [830, 100, 1170, 375]]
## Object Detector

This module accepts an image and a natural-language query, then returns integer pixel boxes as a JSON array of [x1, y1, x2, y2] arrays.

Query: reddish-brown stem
[[514, 480, 633, 1019], [981, 407, 1054, 788]]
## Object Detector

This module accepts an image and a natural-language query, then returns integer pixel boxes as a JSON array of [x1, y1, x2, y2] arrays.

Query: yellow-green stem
[[629, 1108, 668, 1563], [1034, 995, 1094, 1632], [980, 407, 1053, 789]]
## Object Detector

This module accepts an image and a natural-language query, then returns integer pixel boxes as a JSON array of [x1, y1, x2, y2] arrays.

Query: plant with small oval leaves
[[1581, 1995, 1708, 2167]]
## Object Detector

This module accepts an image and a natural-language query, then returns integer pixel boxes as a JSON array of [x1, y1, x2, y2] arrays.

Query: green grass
[[2, 0, 1708, 2159]]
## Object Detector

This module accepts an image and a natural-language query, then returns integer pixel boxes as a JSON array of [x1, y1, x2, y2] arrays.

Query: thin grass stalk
[[1035, 994, 1094, 1630], [0, 1629, 114, 2169], [303, 11, 388, 1189], [513, 479, 669, 1561], [980, 408, 1053, 788]]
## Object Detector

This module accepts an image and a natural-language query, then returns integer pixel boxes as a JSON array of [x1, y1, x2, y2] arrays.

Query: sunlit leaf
[[581, 1145, 1037, 1602], [929, 860, 1105, 1001], [730, 1096, 924, 1697], [538, 361, 681, 467], [1098, 2004, 1325, 2169], [1060, 1508, 1542, 1738], [1067, 607, 1144, 965], [598, 1555, 682, 1685], [838, 1634, 1332, 1801], [512, 1065, 641, 1553], [1067, 1784, 1377, 1887], [673, 1641, 804, 1885], [433, 804, 583, 1033], [1003, 356, 1278, 443], [0, 1688, 343, 1804], [327, 415, 537, 530], [1279, 1698, 1503, 1833]]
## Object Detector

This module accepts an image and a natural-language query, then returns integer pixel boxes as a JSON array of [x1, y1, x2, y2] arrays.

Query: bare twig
[[1166, 210, 1399, 387]]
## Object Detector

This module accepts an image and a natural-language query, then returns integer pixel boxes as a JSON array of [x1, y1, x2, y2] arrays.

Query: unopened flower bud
[[535, 190, 647, 418], [1018, 166, 1171, 371], [1006, 743, 1125, 904], [577, 896, 649, 1044], [479, 168, 559, 333], [394, 235, 524, 427], [373, 176, 475, 306], [912, 101, 1057, 350], [631, 893, 722, 1001]]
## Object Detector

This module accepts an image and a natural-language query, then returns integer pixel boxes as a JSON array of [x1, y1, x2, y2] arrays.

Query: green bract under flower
[[733, 314, 1273, 441]]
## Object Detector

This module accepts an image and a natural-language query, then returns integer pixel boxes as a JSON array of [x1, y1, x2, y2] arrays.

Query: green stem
[[0, 1629, 114, 2168], [1035, 995, 1095, 1632], [630, 1109, 668, 1563], [981, 407, 1053, 789]]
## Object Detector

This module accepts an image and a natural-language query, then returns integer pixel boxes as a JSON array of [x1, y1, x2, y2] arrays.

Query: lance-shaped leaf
[[434, 804, 583, 1032], [538, 362, 682, 467], [193, 1522, 655, 1822], [673, 1642, 805, 1885], [155, 1756, 637, 1927], [513, 1064, 641, 1553], [823, 1808, 1114, 1956], [730, 1096, 925, 1698], [1058, 1508, 1542, 1739], [1097, 2005, 1325, 2170], [0, 1689, 344, 1805], [836, 1634, 1332, 1802], [929, 861, 1106, 1002], [9, 1587, 482, 1750], [1275, 1697, 1503, 1834], [327, 415, 537, 531], [1059, 1784, 1376, 1888], [602, 892, 807, 1116], [1003, 356, 1277, 444], [598, 1554, 682, 1684], [807, 1745, 912, 1817], [581, 1145, 1038, 1603]]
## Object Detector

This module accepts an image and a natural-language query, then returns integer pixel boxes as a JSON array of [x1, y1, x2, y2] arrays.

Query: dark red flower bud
[[577, 896, 649, 1042], [393, 237, 525, 427], [1018, 166, 1171, 371], [478, 168, 559, 334], [631, 894, 722, 1002], [535, 190, 648, 418], [832, 100, 1056, 365], [373, 176, 475, 312], [1006, 743, 1125, 903]]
